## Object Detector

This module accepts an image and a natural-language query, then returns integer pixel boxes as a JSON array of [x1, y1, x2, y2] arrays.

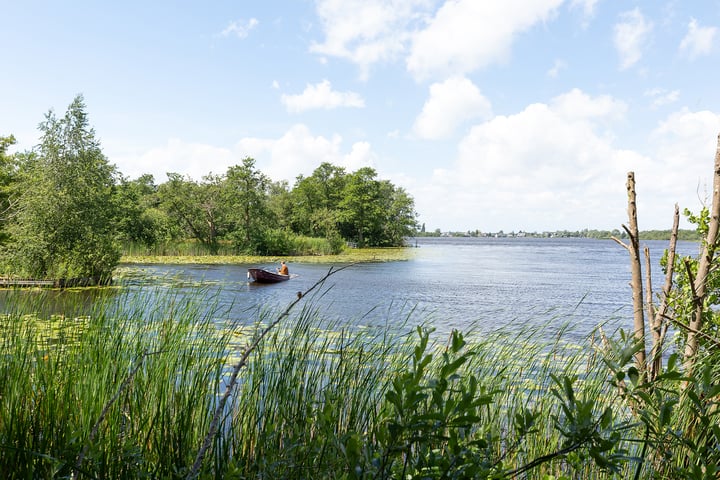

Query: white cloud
[[414, 93, 720, 232], [415, 89, 640, 232], [220, 18, 259, 39], [310, 0, 429, 78], [679, 18, 717, 60], [281, 80, 365, 113], [113, 139, 237, 182], [547, 59, 567, 78], [235, 124, 375, 182], [644, 88, 680, 108], [406, 0, 563, 80], [614, 8, 653, 70], [412, 76, 492, 140], [570, 0, 599, 19], [310, 0, 564, 80]]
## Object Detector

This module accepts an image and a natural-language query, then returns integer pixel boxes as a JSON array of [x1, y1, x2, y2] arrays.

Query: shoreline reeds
[[0, 283, 709, 478]]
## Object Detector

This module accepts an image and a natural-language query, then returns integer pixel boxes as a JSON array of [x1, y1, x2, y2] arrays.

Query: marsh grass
[[0, 286, 687, 479], [120, 246, 415, 265]]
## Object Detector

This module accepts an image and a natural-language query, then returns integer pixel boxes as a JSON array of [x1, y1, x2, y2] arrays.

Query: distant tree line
[[416, 226, 701, 241], [0, 95, 417, 282]]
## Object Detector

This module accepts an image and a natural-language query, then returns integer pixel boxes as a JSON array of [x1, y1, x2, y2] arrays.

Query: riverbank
[[120, 246, 417, 264]]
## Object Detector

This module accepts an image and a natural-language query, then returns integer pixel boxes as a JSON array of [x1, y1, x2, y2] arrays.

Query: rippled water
[[0, 237, 700, 341], [120, 237, 700, 339]]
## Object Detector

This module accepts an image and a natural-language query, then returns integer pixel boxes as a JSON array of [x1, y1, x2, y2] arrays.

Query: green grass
[[0, 286, 717, 478], [121, 246, 416, 265]]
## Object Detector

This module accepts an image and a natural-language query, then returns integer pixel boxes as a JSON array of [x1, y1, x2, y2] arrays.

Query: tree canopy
[[0, 98, 418, 279], [1, 95, 121, 283]]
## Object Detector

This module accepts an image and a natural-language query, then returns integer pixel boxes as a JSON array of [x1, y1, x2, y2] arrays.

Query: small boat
[[247, 268, 290, 283]]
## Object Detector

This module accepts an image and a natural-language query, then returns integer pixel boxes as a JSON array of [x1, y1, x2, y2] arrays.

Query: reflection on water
[[0, 237, 700, 341]]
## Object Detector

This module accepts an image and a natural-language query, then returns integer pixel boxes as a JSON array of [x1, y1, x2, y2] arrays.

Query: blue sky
[[2, 1, 720, 233]]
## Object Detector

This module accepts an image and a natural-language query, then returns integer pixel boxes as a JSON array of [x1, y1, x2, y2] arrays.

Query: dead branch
[[649, 204, 680, 381], [683, 132, 720, 375], [187, 264, 356, 480], [624, 172, 648, 381]]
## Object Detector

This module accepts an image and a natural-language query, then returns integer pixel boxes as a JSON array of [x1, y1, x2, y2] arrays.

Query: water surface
[[1, 237, 699, 341]]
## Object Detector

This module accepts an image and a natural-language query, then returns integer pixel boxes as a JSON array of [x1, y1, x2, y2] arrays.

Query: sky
[[2, 1, 720, 233]]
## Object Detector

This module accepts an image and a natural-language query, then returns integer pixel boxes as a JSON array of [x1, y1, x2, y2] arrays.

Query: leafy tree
[[225, 157, 271, 253], [338, 167, 386, 247], [290, 162, 346, 239], [267, 180, 293, 230], [115, 174, 175, 250], [2, 95, 120, 283], [0, 135, 18, 242], [157, 173, 229, 254], [379, 181, 417, 246]]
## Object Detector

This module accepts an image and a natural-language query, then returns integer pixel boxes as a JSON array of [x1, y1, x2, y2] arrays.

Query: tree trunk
[[683, 133, 720, 370], [626, 172, 647, 379], [649, 204, 679, 381]]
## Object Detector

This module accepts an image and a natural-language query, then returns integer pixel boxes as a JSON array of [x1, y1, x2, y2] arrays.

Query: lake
[[0, 237, 700, 342]]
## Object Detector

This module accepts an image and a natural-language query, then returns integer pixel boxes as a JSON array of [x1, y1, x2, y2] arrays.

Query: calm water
[[0, 237, 700, 341]]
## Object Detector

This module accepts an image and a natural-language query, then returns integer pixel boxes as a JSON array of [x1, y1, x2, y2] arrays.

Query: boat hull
[[248, 268, 290, 283]]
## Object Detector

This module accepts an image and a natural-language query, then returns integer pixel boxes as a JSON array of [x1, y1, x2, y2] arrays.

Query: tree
[[2, 95, 120, 283], [379, 182, 417, 246], [225, 157, 271, 253], [338, 167, 384, 247], [157, 173, 230, 254], [115, 174, 175, 250], [290, 163, 346, 238], [0, 135, 18, 242]]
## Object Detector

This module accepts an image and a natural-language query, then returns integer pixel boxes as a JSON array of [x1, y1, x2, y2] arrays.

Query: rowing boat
[[247, 268, 290, 283]]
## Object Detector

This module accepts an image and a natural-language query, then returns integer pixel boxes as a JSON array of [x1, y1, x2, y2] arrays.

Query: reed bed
[[0, 286, 706, 478]]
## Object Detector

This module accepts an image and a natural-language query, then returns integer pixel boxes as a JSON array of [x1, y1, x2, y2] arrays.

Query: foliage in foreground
[[0, 284, 718, 479]]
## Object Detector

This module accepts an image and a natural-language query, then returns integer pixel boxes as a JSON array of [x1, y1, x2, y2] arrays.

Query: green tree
[[2, 95, 120, 283], [225, 157, 271, 253], [290, 162, 347, 239], [115, 174, 175, 251], [267, 180, 293, 230], [157, 173, 229, 254], [379, 181, 417, 246], [338, 167, 386, 247], [0, 135, 18, 242]]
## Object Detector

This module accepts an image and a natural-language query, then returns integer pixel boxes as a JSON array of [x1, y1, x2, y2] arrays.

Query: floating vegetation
[[120, 246, 417, 265]]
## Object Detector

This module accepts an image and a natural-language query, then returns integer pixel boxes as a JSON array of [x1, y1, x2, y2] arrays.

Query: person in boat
[[277, 261, 289, 275]]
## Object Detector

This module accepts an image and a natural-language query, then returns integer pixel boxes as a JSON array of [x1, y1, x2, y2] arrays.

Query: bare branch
[[683, 132, 720, 370], [624, 172, 647, 381], [187, 264, 356, 479], [649, 204, 679, 380]]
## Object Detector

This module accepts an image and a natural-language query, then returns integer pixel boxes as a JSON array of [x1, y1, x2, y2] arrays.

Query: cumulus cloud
[[614, 8, 653, 70], [113, 139, 237, 182], [220, 18, 259, 39], [281, 80, 365, 113], [110, 125, 377, 187], [414, 88, 720, 232], [406, 0, 563, 80], [412, 76, 492, 140], [644, 88, 680, 108], [547, 59, 567, 78], [570, 0, 599, 20], [679, 18, 717, 60], [415, 89, 642, 232], [310, 0, 564, 80], [235, 124, 375, 182], [310, 0, 428, 77]]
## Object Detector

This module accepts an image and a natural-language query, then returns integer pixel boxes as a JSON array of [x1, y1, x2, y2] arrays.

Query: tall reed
[[0, 285, 700, 478], [0, 287, 233, 478]]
